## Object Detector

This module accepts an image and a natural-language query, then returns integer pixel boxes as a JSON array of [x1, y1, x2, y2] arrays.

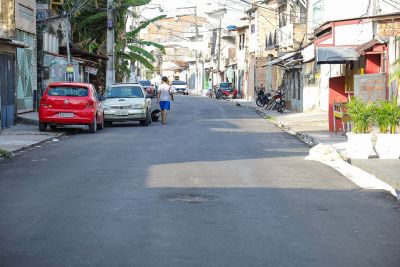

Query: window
[[172, 80, 187, 85], [47, 87, 89, 97], [312, 0, 323, 29], [105, 86, 144, 98], [18, 4, 34, 21], [239, 33, 245, 50]]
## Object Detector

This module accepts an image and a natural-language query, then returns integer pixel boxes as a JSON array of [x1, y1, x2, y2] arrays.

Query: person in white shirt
[[157, 76, 174, 124]]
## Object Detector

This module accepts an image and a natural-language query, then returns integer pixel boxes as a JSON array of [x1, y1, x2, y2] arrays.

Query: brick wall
[[15, 0, 36, 34], [354, 74, 387, 102]]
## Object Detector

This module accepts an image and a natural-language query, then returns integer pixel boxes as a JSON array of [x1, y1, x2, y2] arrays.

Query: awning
[[263, 52, 297, 67], [316, 47, 359, 64], [355, 38, 386, 54]]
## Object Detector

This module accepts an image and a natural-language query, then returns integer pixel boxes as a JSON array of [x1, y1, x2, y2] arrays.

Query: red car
[[216, 82, 238, 99], [39, 82, 104, 133]]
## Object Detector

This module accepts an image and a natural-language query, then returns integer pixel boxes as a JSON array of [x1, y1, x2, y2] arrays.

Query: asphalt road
[[1, 95, 400, 267]]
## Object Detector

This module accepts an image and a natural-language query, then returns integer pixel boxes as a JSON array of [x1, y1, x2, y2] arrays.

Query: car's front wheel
[[88, 117, 97, 133], [39, 122, 47, 132], [140, 110, 151, 126]]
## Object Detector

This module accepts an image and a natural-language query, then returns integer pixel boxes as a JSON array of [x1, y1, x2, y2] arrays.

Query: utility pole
[[194, 7, 200, 94], [216, 17, 222, 84], [130, 6, 139, 83], [106, 0, 115, 89], [177, 6, 199, 93], [64, 12, 71, 63]]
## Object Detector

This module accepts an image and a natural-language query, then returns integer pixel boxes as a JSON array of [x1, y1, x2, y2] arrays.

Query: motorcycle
[[267, 90, 286, 113], [256, 90, 272, 107], [216, 88, 238, 100]]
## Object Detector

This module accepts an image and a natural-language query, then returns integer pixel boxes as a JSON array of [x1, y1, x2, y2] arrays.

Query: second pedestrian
[[157, 76, 174, 124]]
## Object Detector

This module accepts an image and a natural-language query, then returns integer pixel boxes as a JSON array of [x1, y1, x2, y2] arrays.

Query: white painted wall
[[334, 22, 373, 46], [308, 0, 400, 33]]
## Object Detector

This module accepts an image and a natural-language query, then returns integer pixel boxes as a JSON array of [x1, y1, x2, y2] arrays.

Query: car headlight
[[132, 104, 144, 109]]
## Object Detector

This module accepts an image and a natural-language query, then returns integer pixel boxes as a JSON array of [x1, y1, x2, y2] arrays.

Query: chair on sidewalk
[[333, 99, 351, 134]]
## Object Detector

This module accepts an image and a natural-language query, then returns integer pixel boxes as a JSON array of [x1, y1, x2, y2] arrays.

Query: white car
[[171, 80, 189, 95], [101, 83, 152, 126]]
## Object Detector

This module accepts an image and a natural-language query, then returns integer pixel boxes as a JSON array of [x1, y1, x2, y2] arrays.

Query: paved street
[[0, 95, 399, 267]]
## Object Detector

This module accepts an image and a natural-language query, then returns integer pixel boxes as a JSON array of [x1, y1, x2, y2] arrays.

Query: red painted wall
[[329, 76, 349, 132], [365, 54, 381, 74]]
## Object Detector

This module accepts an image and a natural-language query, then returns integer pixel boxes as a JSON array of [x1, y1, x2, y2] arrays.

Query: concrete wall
[[0, 0, 15, 38]]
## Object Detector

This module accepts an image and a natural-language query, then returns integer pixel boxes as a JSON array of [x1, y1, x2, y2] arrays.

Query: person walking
[[157, 76, 174, 124], [208, 78, 213, 98]]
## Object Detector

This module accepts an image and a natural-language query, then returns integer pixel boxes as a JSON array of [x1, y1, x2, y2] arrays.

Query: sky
[[141, 0, 251, 28]]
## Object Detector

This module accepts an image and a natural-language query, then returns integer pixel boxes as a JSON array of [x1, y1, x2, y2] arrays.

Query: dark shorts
[[159, 101, 171, 111]]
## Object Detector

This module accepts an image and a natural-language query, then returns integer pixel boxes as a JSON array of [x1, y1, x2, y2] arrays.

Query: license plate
[[115, 110, 129, 116], [59, 112, 74, 118]]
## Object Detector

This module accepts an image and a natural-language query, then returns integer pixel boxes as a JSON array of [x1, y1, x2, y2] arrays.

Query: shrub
[[346, 97, 375, 133]]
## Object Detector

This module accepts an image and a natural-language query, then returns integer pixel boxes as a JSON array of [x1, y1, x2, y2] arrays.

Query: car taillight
[[86, 100, 95, 108], [40, 98, 47, 107]]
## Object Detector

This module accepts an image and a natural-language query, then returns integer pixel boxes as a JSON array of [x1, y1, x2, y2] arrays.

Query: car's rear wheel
[[39, 122, 47, 132], [88, 117, 97, 133], [97, 114, 104, 130]]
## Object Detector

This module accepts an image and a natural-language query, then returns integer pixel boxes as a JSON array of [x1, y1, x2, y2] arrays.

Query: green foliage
[[0, 149, 13, 159], [373, 98, 400, 134], [346, 97, 375, 133], [61, 0, 164, 83]]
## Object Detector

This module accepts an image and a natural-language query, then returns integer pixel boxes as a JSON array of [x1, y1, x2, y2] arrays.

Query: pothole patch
[[161, 193, 216, 204]]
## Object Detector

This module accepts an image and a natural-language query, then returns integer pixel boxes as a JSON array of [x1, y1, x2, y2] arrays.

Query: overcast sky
[[141, 0, 251, 28]]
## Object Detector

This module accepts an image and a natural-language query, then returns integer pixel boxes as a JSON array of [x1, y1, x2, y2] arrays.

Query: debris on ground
[[305, 144, 343, 162]]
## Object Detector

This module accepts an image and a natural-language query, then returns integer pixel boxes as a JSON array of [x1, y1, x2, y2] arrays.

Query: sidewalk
[[233, 99, 400, 196], [0, 112, 64, 157]]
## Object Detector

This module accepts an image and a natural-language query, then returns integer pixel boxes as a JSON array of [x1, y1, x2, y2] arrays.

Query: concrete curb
[[1, 132, 67, 159], [17, 115, 39, 126], [247, 106, 319, 147]]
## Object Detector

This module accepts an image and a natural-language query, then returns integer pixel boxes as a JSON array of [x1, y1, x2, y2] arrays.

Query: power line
[[380, 0, 400, 11]]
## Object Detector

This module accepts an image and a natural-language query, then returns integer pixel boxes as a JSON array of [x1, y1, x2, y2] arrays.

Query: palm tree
[[60, 0, 165, 82], [116, 14, 166, 81]]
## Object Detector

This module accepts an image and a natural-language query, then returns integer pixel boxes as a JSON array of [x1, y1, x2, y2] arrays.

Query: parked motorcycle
[[256, 90, 272, 107], [267, 90, 286, 113]]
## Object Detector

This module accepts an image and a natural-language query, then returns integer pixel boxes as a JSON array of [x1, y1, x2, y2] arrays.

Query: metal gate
[[0, 53, 15, 129], [16, 31, 35, 113]]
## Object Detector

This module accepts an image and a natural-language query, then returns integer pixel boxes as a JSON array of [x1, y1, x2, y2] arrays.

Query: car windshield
[[219, 83, 232, 89], [172, 81, 186, 85], [105, 86, 144, 98], [138, 80, 151, 86], [47, 86, 88, 97]]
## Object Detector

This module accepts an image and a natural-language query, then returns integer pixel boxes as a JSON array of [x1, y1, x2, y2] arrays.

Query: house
[[306, 0, 400, 131], [144, 15, 211, 92], [262, 0, 307, 111], [36, 1, 107, 98], [0, 0, 37, 129], [245, 0, 280, 101]]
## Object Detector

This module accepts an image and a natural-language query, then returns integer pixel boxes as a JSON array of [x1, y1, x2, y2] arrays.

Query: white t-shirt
[[159, 83, 172, 101]]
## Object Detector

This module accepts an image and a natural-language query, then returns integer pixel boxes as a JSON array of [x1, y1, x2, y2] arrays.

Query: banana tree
[[115, 14, 166, 82]]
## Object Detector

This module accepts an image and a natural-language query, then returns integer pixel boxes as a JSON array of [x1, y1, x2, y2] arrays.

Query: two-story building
[[0, 0, 36, 129], [305, 0, 400, 131]]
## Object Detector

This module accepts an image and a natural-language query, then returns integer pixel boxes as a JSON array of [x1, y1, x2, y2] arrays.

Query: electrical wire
[[381, 0, 400, 11]]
